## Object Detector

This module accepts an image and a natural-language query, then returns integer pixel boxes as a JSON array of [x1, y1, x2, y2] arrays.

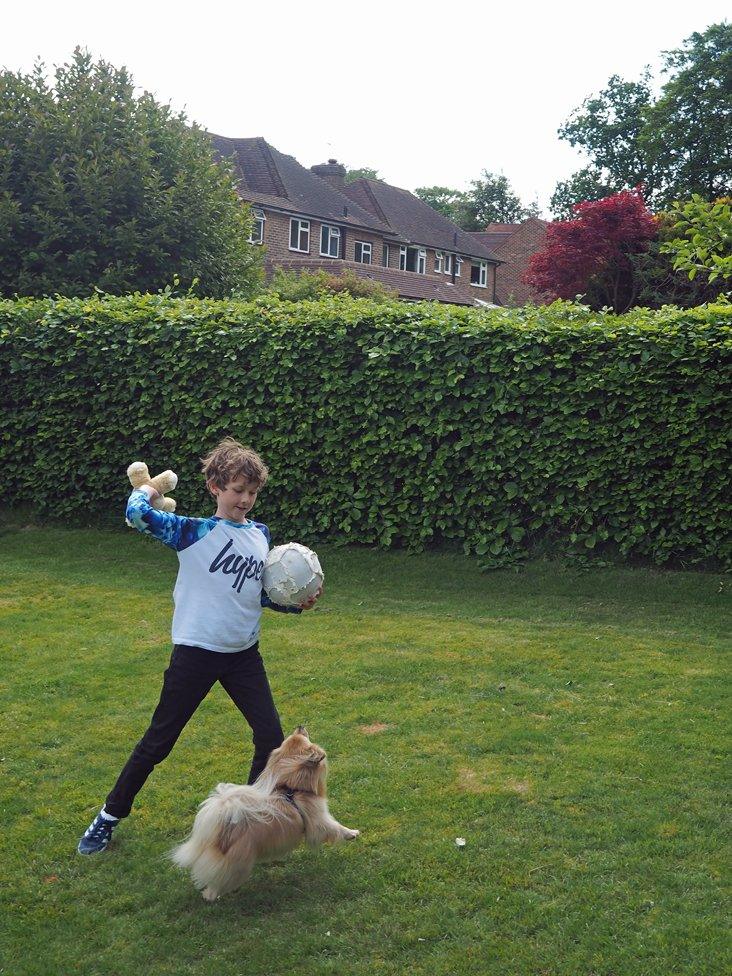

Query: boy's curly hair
[[200, 438, 269, 490]]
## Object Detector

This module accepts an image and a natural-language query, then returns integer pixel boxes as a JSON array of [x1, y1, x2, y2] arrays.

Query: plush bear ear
[[127, 461, 150, 487]]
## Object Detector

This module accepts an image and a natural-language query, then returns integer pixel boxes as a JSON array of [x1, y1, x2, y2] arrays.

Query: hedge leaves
[[1, 294, 729, 568]]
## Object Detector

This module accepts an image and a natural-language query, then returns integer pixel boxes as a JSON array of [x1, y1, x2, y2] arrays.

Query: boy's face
[[209, 477, 259, 523]]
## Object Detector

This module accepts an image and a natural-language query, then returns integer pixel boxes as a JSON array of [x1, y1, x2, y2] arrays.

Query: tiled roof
[[470, 230, 514, 250], [209, 135, 397, 236], [271, 258, 478, 305], [341, 179, 500, 261]]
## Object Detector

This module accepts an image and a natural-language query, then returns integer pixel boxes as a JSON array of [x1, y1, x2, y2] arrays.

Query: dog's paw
[[202, 886, 219, 902], [343, 828, 360, 840]]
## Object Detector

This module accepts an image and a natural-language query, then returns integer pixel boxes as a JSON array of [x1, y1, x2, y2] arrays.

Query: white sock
[[99, 807, 119, 822]]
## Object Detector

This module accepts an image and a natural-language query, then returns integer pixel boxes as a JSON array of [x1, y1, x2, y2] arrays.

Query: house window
[[382, 243, 390, 267], [289, 218, 310, 252], [471, 261, 488, 287], [249, 208, 265, 245], [320, 224, 341, 258], [399, 246, 426, 273], [434, 251, 443, 273], [444, 253, 453, 276], [355, 241, 372, 264], [455, 256, 462, 277]]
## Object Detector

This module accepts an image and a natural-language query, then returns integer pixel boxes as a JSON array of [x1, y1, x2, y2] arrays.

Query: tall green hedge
[[1, 293, 730, 568]]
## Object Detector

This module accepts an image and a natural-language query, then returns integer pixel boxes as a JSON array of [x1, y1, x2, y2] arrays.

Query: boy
[[77, 438, 320, 855]]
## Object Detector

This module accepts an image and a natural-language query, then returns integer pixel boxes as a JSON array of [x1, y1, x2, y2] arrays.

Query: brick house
[[469, 218, 551, 306], [210, 135, 501, 306]]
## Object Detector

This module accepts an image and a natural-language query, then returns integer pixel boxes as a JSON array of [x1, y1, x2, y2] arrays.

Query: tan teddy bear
[[127, 461, 178, 513]]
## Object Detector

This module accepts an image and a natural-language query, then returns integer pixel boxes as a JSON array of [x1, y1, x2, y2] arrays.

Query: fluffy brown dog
[[170, 726, 360, 900]]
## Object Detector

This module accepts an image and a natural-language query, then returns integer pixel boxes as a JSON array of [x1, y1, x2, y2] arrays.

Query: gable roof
[[472, 219, 549, 252], [341, 179, 500, 262], [209, 135, 397, 237], [470, 229, 514, 251]]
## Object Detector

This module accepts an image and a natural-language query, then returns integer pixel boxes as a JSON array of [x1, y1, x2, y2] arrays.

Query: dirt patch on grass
[[457, 767, 531, 796], [359, 723, 391, 735], [457, 768, 491, 793]]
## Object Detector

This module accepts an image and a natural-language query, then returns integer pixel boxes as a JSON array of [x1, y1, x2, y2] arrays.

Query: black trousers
[[104, 642, 284, 819]]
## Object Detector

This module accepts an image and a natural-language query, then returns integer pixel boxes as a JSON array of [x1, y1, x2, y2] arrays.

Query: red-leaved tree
[[525, 189, 658, 311]]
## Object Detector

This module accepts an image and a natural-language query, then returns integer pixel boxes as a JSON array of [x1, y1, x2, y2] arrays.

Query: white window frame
[[399, 245, 428, 273], [320, 224, 341, 258], [434, 250, 443, 273], [382, 243, 390, 267], [249, 207, 265, 245], [471, 261, 488, 288], [444, 252, 453, 275], [289, 217, 310, 253], [355, 241, 372, 265], [455, 255, 462, 277]]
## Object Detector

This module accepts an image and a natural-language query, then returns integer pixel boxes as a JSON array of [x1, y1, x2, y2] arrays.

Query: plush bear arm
[[149, 470, 178, 494]]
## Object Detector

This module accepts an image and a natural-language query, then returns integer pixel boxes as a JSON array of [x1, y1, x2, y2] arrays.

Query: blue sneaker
[[77, 812, 119, 855]]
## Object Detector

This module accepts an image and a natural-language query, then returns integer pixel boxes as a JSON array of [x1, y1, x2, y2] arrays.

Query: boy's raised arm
[[126, 486, 207, 551]]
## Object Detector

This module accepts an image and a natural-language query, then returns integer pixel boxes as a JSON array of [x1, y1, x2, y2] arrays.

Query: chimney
[[311, 158, 346, 189]]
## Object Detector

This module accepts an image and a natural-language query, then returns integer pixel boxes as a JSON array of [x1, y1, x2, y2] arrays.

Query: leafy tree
[[525, 189, 658, 311], [643, 25, 732, 203], [415, 173, 537, 229], [0, 49, 262, 298], [461, 171, 534, 229], [661, 195, 732, 283], [553, 23, 732, 213], [414, 185, 470, 223], [345, 166, 381, 183], [628, 210, 722, 307], [556, 73, 655, 211], [550, 168, 619, 220]]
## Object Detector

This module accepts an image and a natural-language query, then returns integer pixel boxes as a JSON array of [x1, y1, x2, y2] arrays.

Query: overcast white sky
[[2, 1, 729, 214]]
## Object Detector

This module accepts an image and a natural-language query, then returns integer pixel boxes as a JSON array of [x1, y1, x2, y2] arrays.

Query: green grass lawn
[[0, 525, 729, 976]]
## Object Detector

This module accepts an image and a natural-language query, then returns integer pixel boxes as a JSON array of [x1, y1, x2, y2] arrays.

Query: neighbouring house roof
[[470, 229, 514, 251], [468, 218, 551, 306], [342, 179, 500, 262], [271, 258, 477, 305], [209, 134, 399, 237]]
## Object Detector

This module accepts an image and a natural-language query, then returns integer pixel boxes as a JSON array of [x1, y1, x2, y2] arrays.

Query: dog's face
[[265, 726, 328, 795]]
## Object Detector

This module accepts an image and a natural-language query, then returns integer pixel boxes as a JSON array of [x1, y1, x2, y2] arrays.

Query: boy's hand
[[300, 585, 323, 611], [140, 483, 161, 502]]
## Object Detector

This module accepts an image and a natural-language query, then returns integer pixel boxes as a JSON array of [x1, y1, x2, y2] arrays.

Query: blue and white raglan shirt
[[126, 487, 300, 653]]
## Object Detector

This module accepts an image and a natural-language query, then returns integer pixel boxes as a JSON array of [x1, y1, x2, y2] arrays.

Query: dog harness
[[279, 786, 306, 831]]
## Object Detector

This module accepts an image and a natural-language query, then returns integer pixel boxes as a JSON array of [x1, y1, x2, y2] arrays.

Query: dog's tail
[[169, 782, 280, 871], [169, 783, 239, 868]]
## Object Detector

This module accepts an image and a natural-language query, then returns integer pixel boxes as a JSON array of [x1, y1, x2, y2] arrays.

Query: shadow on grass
[[163, 855, 366, 919]]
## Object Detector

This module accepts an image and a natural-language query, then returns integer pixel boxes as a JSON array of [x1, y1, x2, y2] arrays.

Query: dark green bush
[[0, 50, 262, 298], [1, 293, 729, 568], [267, 268, 397, 302]]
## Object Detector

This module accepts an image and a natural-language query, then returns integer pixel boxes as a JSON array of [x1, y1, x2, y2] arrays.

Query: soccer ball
[[263, 543, 324, 608]]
